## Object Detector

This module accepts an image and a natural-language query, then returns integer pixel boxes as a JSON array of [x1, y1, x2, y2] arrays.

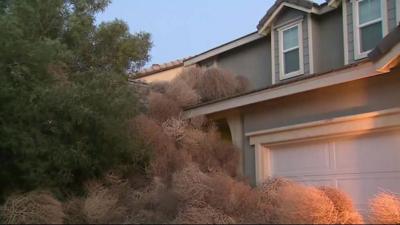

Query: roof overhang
[[369, 25, 400, 73], [257, 0, 336, 34], [183, 61, 381, 118], [184, 32, 264, 66], [327, 0, 342, 8]]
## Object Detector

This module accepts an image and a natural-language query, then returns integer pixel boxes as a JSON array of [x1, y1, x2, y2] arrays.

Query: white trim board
[[397, 0, 400, 24], [308, 14, 315, 74], [247, 107, 400, 146], [343, 1, 349, 65], [271, 25, 276, 85], [184, 33, 264, 66], [183, 61, 381, 118]]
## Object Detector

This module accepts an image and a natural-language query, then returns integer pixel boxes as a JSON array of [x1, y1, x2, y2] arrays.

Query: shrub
[[177, 67, 205, 89], [235, 75, 251, 93], [133, 115, 189, 179], [0, 191, 64, 224], [150, 81, 169, 94], [83, 181, 127, 224], [173, 204, 235, 224], [166, 78, 200, 107], [162, 117, 188, 144], [269, 182, 338, 224], [63, 198, 87, 224], [124, 177, 180, 224], [171, 164, 211, 206], [319, 186, 364, 224], [369, 193, 400, 224], [181, 127, 239, 177], [188, 115, 207, 129], [147, 91, 182, 122], [205, 173, 272, 223], [176, 67, 251, 103], [194, 68, 243, 102]]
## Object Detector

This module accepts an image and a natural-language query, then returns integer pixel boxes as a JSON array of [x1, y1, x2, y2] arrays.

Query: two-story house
[[183, 0, 400, 213]]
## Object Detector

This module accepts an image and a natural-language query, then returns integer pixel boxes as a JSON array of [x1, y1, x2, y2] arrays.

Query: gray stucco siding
[[242, 70, 400, 134], [313, 8, 344, 73], [216, 37, 272, 89], [388, 0, 397, 31]]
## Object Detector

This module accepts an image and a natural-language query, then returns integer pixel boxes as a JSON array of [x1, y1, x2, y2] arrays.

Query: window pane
[[284, 49, 300, 74], [283, 26, 299, 50], [359, 0, 381, 24], [360, 21, 382, 52]]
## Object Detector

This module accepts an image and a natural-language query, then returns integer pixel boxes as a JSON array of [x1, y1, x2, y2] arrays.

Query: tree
[[0, 0, 152, 199]]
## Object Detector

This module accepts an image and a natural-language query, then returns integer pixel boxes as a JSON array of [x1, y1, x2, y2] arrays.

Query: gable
[[257, 0, 318, 34]]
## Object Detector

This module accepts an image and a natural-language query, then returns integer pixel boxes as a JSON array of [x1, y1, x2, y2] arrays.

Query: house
[[182, 0, 400, 213], [133, 58, 187, 83]]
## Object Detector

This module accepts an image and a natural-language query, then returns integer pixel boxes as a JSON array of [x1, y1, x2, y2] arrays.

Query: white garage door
[[270, 129, 400, 213]]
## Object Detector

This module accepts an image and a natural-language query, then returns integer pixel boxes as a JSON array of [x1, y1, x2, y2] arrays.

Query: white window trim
[[397, 0, 400, 25], [278, 20, 304, 80], [343, 1, 349, 65], [352, 0, 388, 60]]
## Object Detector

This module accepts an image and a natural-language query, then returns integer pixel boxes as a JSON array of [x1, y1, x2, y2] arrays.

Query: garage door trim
[[251, 107, 400, 185]]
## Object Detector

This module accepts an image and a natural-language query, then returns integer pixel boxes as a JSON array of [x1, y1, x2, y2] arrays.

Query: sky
[[96, 0, 326, 67]]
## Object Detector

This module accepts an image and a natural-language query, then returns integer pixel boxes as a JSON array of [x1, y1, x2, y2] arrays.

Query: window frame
[[352, 0, 388, 60], [278, 20, 304, 80], [396, 0, 400, 25]]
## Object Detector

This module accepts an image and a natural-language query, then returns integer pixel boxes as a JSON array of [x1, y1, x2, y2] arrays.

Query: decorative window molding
[[352, 0, 388, 60], [271, 25, 276, 85], [397, 0, 400, 25], [343, 1, 349, 65], [307, 14, 315, 74], [278, 20, 304, 80]]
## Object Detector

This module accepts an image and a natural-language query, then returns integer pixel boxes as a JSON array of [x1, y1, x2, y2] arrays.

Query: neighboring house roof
[[133, 57, 189, 79], [184, 32, 264, 66]]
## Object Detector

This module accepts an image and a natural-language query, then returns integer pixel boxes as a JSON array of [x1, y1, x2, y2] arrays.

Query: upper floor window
[[353, 0, 387, 59], [279, 21, 304, 79]]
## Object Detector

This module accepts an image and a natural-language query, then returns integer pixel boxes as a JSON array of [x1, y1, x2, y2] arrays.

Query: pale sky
[[97, 0, 326, 66]]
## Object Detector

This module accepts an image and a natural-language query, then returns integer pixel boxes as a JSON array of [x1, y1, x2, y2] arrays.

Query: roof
[[184, 32, 264, 66], [134, 57, 189, 78], [257, 0, 319, 31], [369, 24, 400, 62]]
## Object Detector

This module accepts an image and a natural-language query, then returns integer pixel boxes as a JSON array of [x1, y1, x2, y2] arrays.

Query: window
[[353, 0, 387, 59], [279, 21, 304, 79]]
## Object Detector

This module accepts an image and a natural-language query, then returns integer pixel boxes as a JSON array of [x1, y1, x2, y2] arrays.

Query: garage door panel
[[337, 174, 400, 213], [269, 129, 400, 212], [271, 141, 331, 176], [335, 131, 400, 173]]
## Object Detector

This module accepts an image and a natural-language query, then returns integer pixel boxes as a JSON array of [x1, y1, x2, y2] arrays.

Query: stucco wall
[[216, 37, 272, 89], [313, 8, 344, 73], [138, 66, 183, 83]]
